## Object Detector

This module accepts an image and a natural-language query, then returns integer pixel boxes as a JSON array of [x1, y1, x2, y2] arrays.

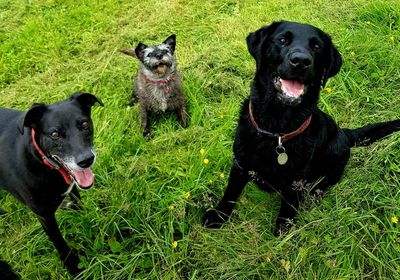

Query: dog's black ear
[[246, 29, 265, 59], [120, 48, 136, 58], [246, 22, 281, 69], [322, 42, 342, 87], [19, 103, 48, 134], [71, 92, 104, 108], [163, 34, 176, 53], [135, 43, 148, 60]]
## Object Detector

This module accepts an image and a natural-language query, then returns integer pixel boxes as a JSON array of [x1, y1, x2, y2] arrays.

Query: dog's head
[[247, 21, 342, 106], [121, 34, 177, 77], [21, 93, 103, 189]]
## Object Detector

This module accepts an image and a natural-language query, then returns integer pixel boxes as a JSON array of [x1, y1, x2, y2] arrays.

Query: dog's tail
[[343, 120, 400, 147], [120, 48, 136, 58]]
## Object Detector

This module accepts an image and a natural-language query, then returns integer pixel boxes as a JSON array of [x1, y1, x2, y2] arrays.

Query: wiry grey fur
[[121, 34, 188, 137]]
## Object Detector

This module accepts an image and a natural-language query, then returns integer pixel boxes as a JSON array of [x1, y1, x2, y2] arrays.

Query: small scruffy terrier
[[121, 34, 188, 137]]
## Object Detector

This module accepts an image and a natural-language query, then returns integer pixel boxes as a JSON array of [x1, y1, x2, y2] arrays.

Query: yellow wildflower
[[389, 36, 395, 43], [200, 148, 205, 155], [350, 51, 356, 57], [391, 216, 398, 224], [168, 205, 174, 211], [220, 172, 225, 179], [203, 158, 210, 165], [185, 192, 191, 200], [324, 87, 332, 94], [171, 241, 178, 249], [265, 257, 271, 263]]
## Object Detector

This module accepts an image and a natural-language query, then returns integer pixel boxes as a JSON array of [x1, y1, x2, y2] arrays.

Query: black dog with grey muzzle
[[0, 93, 103, 275]]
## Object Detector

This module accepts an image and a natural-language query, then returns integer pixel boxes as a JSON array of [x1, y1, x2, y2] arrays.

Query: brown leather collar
[[248, 101, 312, 142]]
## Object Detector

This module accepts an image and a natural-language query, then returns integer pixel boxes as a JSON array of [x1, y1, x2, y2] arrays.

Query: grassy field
[[1, 0, 400, 279]]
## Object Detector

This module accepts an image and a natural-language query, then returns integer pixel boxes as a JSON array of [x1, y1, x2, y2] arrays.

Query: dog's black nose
[[77, 154, 95, 168], [289, 52, 312, 69]]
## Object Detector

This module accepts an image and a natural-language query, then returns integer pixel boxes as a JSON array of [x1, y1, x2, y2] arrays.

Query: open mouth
[[273, 76, 306, 100], [67, 167, 94, 190], [51, 155, 94, 190], [152, 61, 171, 72]]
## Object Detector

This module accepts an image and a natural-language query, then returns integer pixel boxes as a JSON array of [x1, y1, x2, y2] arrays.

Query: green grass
[[1, 0, 400, 279]]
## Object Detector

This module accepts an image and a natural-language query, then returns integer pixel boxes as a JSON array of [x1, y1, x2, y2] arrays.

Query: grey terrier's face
[[135, 34, 176, 75]]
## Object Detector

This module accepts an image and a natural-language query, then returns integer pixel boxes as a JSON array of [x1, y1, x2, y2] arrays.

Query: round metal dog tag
[[277, 152, 288, 165]]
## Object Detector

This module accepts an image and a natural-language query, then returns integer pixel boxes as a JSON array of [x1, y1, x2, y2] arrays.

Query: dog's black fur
[[0, 93, 103, 274], [0, 260, 20, 280], [203, 21, 400, 235]]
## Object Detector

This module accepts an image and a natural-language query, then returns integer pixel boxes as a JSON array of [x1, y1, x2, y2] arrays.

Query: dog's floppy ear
[[246, 28, 265, 59], [322, 42, 342, 87], [246, 22, 281, 69], [134, 43, 148, 61], [120, 48, 136, 58], [18, 103, 48, 134], [71, 92, 104, 108], [163, 34, 176, 54]]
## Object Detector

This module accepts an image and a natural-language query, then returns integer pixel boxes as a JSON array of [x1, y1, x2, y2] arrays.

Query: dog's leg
[[203, 164, 249, 228], [273, 191, 301, 236], [139, 104, 151, 137], [177, 105, 188, 128], [37, 214, 81, 275], [129, 87, 139, 106]]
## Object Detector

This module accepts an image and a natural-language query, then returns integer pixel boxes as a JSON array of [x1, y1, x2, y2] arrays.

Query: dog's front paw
[[62, 250, 83, 276], [180, 120, 188, 129], [203, 209, 228, 229], [143, 129, 153, 140], [273, 218, 294, 236], [179, 115, 188, 128]]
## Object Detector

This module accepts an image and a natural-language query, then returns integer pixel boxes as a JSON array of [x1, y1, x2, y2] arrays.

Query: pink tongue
[[70, 168, 94, 189], [280, 79, 304, 97]]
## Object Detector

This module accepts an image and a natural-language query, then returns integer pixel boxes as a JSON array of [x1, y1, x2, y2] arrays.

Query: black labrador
[[203, 21, 400, 235], [0, 93, 103, 274]]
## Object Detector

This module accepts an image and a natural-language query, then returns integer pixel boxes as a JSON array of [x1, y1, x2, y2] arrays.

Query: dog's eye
[[279, 37, 288, 45], [313, 43, 321, 50], [81, 121, 90, 130], [310, 39, 323, 50], [50, 131, 60, 140]]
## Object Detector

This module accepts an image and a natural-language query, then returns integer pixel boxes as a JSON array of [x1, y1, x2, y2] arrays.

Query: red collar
[[141, 72, 175, 94], [142, 72, 175, 84], [31, 128, 72, 185], [248, 101, 312, 142]]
